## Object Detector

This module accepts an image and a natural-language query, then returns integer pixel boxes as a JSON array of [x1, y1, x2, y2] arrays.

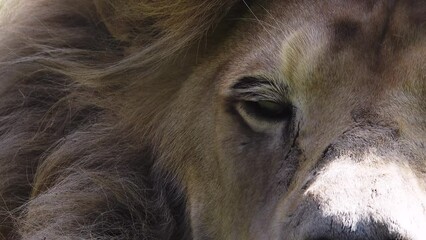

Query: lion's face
[[165, 1, 426, 239], [0, 0, 425, 239]]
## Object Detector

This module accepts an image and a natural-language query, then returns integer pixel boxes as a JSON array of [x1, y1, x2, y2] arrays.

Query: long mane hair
[[0, 0, 241, 238]]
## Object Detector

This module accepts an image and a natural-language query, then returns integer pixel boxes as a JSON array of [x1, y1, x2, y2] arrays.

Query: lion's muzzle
[[276, 126, 426, 240]]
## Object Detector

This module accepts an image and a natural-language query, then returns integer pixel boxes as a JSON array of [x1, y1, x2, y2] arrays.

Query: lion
[[0, 0, 425, 239]]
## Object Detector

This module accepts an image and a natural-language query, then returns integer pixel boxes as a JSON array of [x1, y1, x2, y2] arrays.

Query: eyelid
[[228, 77, 294, 133], [231, 77, 271, 90], [235, 102, 284, 133], [230, 76, 290, 103]]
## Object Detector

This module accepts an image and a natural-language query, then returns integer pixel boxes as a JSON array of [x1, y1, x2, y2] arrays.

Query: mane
[[0, 0, 241, 238]]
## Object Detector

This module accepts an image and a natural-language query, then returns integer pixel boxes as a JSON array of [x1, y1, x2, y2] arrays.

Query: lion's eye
[[230, 76, 294, 132], [241, 100, 293, 121], [235, 100, 294, 133]]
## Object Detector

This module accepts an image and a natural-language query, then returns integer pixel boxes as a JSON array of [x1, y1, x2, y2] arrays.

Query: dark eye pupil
[[243, 101, 293, 121]]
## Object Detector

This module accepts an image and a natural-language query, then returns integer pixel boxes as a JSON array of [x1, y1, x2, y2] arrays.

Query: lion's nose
[[278, 157, 426, 240]]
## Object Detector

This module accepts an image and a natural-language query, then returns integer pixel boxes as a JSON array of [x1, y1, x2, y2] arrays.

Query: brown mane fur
[[0, 0, 241, 238]]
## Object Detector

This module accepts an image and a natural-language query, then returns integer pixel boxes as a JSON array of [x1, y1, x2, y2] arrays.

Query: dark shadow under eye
[[242, 100, 293, 121]]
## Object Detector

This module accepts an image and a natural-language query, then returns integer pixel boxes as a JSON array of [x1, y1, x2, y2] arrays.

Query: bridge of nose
[[309, 159, 425, 225]]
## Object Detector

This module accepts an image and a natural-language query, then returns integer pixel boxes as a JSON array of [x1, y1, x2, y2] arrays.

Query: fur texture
[[0, 0, 425, 239], [0, 0, 240, 238]]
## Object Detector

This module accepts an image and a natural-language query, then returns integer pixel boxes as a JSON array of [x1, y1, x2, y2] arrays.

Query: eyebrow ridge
[[231, 77, 289, 102]]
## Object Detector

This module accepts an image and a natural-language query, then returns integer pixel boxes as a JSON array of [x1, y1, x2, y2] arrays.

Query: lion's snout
[[275, 124, 426, 240], [284, 156, 426, 240]]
